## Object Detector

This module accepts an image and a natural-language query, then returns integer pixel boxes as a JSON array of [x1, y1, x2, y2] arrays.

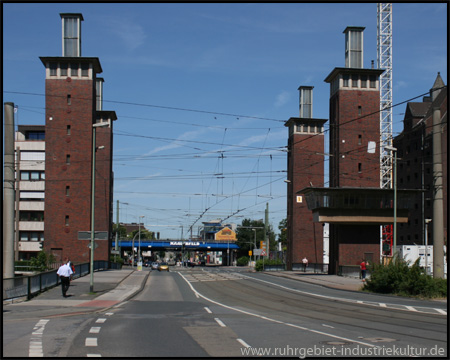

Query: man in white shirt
[[302, 257, 308, 272], [57, 257, 73, 297]]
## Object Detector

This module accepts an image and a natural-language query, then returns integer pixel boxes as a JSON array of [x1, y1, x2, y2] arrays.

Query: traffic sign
[[78, 231, 108, 240], [253, 249, 263, 256], [260, 250, 267, 256]]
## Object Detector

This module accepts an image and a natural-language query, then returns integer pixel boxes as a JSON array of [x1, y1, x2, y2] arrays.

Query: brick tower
[[285, 86, 327, 270], [41, 14, 116, 263], [324, 27, 384, 272]]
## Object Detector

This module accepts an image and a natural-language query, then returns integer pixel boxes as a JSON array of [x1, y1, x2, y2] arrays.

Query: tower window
[[358, 163, 362, 173], [370, 75, 376, 88], [66, 154, 71, 165], [67, 125, 71, 135], [50, 63, 57, 76], [65, 215, 69, 226], [81, 63, 89, 77], [67, 95, 71, 105], [343, 75, 349, 87], [360, 75, 367, 88], [358, 134, 362, 145], [66, 186, 70, 196], [70, 63, 78, 77], [352, 75, 358, 88], [358, 106, 362, 116], [60, 63, 68, 76]]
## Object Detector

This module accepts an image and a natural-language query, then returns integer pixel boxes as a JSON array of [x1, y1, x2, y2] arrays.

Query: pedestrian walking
[[302, 257, 308, 272], [57, 257, 73, 297], [360, 259, 367, 282]]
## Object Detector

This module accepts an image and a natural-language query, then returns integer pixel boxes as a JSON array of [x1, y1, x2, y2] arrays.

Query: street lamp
[[385, 145, 397, 257], [138, 215, 144, 265], [90, 122, 109, 293], [252, 229, 257, 265]]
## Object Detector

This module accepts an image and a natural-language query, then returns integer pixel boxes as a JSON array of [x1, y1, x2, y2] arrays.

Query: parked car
[[151, 262, 159, 270], [158, 262, 169, 272]]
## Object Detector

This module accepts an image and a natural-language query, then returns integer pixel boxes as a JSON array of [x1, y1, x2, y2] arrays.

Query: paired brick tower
[[42, 14, 116, 263], [286, 27, 384, 272], [285, 87, 327, 269]]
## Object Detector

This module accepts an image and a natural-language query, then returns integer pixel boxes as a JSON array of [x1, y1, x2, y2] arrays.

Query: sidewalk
[[3, 268, 149, 318], [264, 271, 366, 291]]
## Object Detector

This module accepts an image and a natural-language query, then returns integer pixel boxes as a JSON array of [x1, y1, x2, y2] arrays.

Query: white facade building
[[14, 125, 46, 260]]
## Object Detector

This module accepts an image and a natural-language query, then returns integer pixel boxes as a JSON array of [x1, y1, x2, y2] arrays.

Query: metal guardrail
[[3, 260, 120, 301], [292, 263, 329, 273]]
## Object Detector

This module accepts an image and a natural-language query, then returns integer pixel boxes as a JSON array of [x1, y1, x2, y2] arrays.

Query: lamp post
[[425, 219, 432, 275], [90, 122, 109, 293], [385, 145, 397, 257], [138, 215, 144, 265], [252, 229, 257, 265]]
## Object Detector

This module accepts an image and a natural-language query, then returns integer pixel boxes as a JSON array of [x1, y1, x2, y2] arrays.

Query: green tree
[[29, 250, 56, 272], [278, 218, 287, 251], [112, 223, 127, 239], [129, 228, 154, 240], [236, 218, 276, 258]]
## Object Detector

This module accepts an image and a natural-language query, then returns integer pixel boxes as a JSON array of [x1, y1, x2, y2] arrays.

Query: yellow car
[[158, 262, 169, 272]]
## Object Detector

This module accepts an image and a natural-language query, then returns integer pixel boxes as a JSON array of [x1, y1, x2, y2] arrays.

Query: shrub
[[363, 256, 447, 298], [29, 250, 56, 272], [237, 256, 250, 266], [255, 259, 285, 272]]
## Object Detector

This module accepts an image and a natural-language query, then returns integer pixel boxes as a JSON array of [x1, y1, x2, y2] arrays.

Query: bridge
[[112, 240, 240, 251]]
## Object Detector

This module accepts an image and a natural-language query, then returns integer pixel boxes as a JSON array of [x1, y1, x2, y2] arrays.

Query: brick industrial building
[[40, 14, 117, 263]]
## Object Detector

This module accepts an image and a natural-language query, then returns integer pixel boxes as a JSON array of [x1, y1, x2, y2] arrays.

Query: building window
[[60, 63, 68, 76], [67, 94, 71, 105], [65, 215, 69, 226], [352, 75, 358, 88], [81, 63, 89, 77], [360, 75, 367, 88], [19, 211, 44, 221], [19, 231, 44, 242], [66, 154, 71, 165], [358, 163, 362, 173], [358, 106, 362, 116], [25, 131, 45, 140], [343, 75, 349, 87], [358, 134, 362, 145], [66, 186, 70, 196], [70, 63, 78, 77], [369, 75, 376, 88], [50, 63, 57, 76], [20, 171, 45, 181], [67, 125, 71, 135]]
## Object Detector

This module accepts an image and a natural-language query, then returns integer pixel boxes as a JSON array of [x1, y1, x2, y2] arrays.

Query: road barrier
[[3, 260, 119, 302]]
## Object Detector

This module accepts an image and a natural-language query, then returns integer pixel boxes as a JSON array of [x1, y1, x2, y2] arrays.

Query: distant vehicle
[[151, 262, 159, 270], [158, 262, 169, 272]]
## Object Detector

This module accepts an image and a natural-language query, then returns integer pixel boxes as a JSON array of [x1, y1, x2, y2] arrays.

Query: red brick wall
[[287, 130, 324, 267], [44, 76, 110, 263]]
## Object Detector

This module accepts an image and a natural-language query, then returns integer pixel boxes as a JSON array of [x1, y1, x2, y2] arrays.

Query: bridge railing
[[3, 260, 119, 302]]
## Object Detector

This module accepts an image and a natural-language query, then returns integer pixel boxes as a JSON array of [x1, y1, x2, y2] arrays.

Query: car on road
[[158, 262, 169, 272], [151, 262, 159, 270]]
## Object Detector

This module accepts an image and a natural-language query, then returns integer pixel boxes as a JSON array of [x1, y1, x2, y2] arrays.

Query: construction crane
[[377, 3, 394, 258]]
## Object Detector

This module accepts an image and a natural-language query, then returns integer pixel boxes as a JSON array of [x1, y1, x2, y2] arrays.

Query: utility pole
[[265, 203, 269, 259], [432, 102, 444, 279], [3, 102, 15, 279], [115, 200, 119, 261]]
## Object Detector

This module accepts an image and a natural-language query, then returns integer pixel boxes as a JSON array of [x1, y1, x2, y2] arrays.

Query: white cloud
[[274, 91, 291, 108], [101, 15, 146, 51]]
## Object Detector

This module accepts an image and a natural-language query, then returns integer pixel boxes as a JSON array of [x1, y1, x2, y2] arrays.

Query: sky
[[3, 2, 447, 240]]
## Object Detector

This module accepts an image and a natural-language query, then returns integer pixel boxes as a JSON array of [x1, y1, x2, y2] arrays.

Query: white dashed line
[[405, 306, 418, 312], [29, 319, 49, 357], [214, 318, 227, 327], [237, 338, 251, 348], [89, 327, 101, 334], [204, 307, 212, 313], [96, 318, 107, 323], [85, 338, 98, 347], [105, 312, 114, 316], [436, 308, 447, 315], [87, 354, 102, 357], [322, 324, 335, 328]]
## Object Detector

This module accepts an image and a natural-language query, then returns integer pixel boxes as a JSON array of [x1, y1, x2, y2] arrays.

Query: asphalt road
[[3, 267, 447, 357]]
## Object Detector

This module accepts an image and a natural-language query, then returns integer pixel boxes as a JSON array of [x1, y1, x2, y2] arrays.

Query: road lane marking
[[322, 324, 335, 328], [237, 274, 446, 316], [215, 318, 227, 327], [178, 272, 378, 349], [89, 327, 101, 334], [204, 307, 212, 313], [29, 319, 49, 357], [405, 306, 417, 312], [87, 354, 102, 357], [237, 338, 251, 348], [96, 318, 107, 323], [105, 312, 114, 316], [85, 338, 98, 346]]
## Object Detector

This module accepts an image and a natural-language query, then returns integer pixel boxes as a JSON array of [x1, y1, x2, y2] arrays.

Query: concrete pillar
[[3, 102, 15, 279]]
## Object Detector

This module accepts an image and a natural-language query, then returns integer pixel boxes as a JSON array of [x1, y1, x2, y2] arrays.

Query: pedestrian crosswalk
[[174, 269, 247, 283]]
